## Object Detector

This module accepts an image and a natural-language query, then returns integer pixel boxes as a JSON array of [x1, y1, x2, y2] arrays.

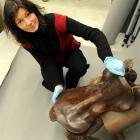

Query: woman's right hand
[[51, 85, 64, 103]]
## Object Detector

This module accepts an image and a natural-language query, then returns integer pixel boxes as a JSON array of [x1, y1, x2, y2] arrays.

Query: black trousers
[[42, 49, 89, 91]]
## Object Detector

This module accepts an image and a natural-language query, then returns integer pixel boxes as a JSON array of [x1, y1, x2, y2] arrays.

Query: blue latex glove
[[104, 56, 125, 76], [52, 85, 64, 103]]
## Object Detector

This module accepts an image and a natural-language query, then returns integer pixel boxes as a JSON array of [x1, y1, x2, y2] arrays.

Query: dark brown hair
[[4, 0, 47, 43]]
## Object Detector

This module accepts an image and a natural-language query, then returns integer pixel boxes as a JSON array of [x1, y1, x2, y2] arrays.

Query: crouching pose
[[4, 0, 125, 103]]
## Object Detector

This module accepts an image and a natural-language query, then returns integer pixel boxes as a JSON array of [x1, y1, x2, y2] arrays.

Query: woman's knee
[[70, 64, 90, 76]]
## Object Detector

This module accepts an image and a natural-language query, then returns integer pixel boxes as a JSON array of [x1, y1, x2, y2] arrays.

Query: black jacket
[[23, 13, 112, 63], [22, 13, 113, 90]]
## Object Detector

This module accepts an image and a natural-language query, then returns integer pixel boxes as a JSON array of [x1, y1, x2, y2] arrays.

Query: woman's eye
[[18, 20, 23, 24], [26, 12, 30, 17]]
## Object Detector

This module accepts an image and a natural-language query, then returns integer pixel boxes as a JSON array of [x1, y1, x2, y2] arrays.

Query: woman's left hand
[[104, 56, 125, 76]]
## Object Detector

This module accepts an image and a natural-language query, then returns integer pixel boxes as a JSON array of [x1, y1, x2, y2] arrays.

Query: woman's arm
[[25, 47, 63, 91], [66, 17, 113, 61]]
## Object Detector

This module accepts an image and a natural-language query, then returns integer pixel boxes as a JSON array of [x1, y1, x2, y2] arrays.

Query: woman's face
[[15, 7, 39, 32]]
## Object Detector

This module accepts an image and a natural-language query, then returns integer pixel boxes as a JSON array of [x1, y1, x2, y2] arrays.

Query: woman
[[4, 0, 125, 103]]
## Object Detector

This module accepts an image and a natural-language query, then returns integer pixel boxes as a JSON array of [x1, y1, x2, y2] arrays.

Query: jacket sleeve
[[66, 17, 113, 61], [25, 47, 64, 91]]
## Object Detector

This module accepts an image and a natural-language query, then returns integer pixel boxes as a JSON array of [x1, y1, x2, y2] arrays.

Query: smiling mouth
[[29, 23, 36, 30], [32, 24, 35, 29], [31, 21, 38, 30], [29, 21, 38, 31]]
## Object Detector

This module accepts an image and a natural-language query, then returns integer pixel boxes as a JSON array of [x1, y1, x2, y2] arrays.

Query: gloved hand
[[52, 85, 64, 103], [104, 56, 125, 76]]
